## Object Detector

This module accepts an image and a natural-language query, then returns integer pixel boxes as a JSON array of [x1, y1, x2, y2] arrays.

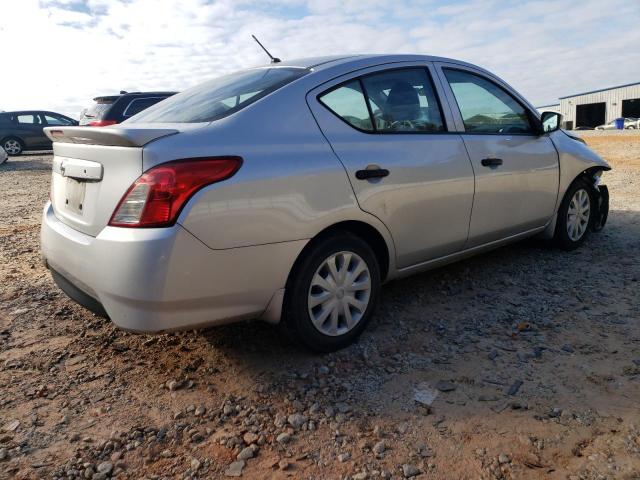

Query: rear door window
[[361, 68, 445, 132], [128, 67, 309, 123], [44, 114, 74, 126], [17, 114, 39, 125]]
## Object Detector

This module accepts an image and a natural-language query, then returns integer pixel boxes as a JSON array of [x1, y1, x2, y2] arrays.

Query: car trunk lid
[[45, 126, 179, 236]]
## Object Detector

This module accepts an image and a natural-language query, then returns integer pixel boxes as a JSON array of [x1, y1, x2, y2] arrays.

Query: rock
[[96, 461, 113, 475], [278, 459, 290, 470], [173, 411, 185, 420], [506, 380, 523, 396], [373, 440, 386, 455], [276, 432, 291, 444], [353, 472, 368, 480], [243, 432, 259, 445], [287, 413, 307, 429], [166, 379, 184, 391], [414, 383, 438, 407], [435, 380, 456, 392], [2, 420, 19, 432], [318, 365, 330, 375], [190, 458, 201, 471], [237, 446, 257, 461], [0, 448, 7, 461], [561, 344, 574, 353], [225, 460, 245, 477], [194, 406, 206, 416], [498, 453, 510, 464], [274, 413, 287, 428], [337, 452, 350, 462], [402, 464, 421, 478], [549, 407, 563, 418]]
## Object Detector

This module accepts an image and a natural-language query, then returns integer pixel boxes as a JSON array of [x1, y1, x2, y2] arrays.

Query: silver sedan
[[40, 54, 611, 351]]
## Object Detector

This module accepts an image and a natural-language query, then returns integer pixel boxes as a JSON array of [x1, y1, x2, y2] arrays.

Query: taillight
[[88, 120, 118, 127], [109, 157, 242, 228]]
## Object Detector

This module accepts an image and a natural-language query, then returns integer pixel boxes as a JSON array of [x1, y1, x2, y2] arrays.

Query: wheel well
[[288, 221, 391, 286], [2, 136, 24, 146]]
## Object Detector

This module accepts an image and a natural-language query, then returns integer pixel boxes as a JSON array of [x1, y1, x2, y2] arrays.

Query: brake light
[[88, 120, 118, 127], [109, 157, 242, 228]]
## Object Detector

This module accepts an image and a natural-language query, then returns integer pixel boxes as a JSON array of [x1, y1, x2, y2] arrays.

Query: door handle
[[481, 158, 503, 167], [355, 168, 389, 180]]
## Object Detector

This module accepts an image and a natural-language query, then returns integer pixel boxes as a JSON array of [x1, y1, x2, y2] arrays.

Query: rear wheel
[[283, 232, 380, 352], [3, 137, 23, 156], [554, 179, 594, 250]]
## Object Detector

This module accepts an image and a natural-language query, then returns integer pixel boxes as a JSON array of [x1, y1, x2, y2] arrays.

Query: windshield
[[127, 67, 309, 124]]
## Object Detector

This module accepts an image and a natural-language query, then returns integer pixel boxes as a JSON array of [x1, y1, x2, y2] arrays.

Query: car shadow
[[198, 208, 639, 385]]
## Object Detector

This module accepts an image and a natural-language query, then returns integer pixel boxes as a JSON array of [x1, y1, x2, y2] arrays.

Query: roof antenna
[[252, 35, 281, 64]]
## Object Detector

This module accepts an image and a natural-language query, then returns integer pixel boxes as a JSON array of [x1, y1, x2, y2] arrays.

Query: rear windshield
[[79, 100, 114, 124], [127, 67, 308, 124]]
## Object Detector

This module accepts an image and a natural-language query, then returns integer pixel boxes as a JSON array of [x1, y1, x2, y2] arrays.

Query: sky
[[0, 0, 639, 119]]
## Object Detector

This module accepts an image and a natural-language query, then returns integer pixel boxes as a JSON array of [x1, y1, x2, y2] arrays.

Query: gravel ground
[[0, 135, 639, 480]]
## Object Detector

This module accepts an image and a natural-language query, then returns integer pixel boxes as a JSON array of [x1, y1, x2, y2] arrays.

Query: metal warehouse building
[[557, 82, 640, 130]]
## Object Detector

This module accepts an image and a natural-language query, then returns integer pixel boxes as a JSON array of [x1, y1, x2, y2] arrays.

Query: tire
[[282, 232, 381, 352], [2, 137, 23, 156], [554, 178, 595, 250]]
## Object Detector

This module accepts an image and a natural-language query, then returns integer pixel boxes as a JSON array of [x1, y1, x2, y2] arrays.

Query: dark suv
[[0, 111, 78, 155], [79, 91, 177, 126]]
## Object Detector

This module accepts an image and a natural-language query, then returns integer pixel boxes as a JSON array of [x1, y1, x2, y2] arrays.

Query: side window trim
[[435, 63, 541, 136], [317, 66, 449, 135]]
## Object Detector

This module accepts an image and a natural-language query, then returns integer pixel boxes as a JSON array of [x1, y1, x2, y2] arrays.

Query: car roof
[[277, 54, 475, 71], [93, 92, 177, 102], [0, 110, 72, 116]]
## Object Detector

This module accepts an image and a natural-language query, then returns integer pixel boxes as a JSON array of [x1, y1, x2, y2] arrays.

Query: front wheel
[[3, 138, 23, 156], [282, 232, 381, 352], [554, 179, 595, 250]]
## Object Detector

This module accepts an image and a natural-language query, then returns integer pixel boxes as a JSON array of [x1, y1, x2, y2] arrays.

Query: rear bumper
[[41, 202, 306, 332]]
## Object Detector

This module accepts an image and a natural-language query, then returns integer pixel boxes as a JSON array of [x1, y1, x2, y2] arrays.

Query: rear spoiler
[[44, 126, 178, 148]]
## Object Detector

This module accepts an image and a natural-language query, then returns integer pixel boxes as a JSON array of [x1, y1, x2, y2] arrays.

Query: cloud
[[0, 0, 638, 117]]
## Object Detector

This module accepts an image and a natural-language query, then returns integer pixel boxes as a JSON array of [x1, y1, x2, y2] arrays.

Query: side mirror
[[540, 111, 562, 134]]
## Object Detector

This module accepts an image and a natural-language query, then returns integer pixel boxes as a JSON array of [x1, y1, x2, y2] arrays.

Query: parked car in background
[[595, 119, 618, 130], [624, 117, 639, 129], [0, 145, 7, 165], [41, 54, 611, 351], [79, 91, 177, 126], [0, 111, 78, 155], [595, 118, 639, 130]]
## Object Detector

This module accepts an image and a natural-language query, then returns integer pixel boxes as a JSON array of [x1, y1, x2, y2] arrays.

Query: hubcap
[[307, 251, 371, 337], [4, 140, 20, 155], [567, 188, 590, 241]]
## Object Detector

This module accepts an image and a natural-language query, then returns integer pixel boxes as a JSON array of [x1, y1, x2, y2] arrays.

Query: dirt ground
[[0, 133, 638, 480]]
